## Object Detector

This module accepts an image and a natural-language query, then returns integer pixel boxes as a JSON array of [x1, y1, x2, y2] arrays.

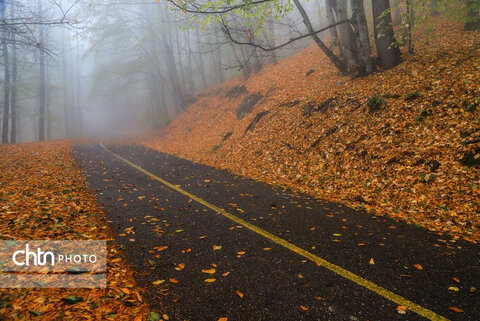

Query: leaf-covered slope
[[141, 20, 480, 243]]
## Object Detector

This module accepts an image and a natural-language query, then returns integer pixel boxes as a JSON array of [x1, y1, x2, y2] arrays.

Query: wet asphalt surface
[[73, 143, 479, 321]]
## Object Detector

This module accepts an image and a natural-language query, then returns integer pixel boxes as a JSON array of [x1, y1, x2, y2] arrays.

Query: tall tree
[[75, 32, 82, 137], [265, 16, 277, 64], [325, 0, 339, 47], [10, 0, 17, 143], [61, 29, 71, 137], [1, 0, 10, 144], [465, 0, 480, 30], [351, 0, 373, 75], [292, 0, 348, 74], [38, 0, 46, 141], [372, 0, 402, 69], [336, 0, 358, 72], [404, 0, 415, 54]]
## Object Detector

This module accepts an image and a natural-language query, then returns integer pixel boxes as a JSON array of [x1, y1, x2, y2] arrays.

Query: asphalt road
[[73, 143, 479, 321]]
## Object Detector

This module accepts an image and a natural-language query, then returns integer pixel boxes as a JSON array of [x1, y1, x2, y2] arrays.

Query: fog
[[0, 0, 333, 143]]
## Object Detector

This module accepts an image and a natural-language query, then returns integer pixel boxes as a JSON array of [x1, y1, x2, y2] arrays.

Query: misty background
[[0, 0, 333, 143], [1, 0, 476, 144]]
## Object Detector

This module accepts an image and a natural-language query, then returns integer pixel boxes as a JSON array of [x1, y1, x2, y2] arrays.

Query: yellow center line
[[99, 143, 448, 321]]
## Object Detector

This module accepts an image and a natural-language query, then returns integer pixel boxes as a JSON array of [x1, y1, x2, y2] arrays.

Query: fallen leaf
[[396, 305, 407, 314], [205, 278, 216, 283], [175, 263, 185, 271], [212, 245, 222, 250], [202, 268, 216, 274], [369, 258, 375, 265], [169, 278, 178, 283], [448, 307, 464, 313], [414, 264, 423, 270], [236, 290, 244, 298], [300, 305, 308, 311], [152, 280, 165, 285]]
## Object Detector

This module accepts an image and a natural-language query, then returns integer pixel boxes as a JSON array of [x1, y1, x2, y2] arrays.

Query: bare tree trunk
[[1, 0, 10, 144], [162, 34, 185, 111], [10, 0, 17, 143], [404, 0, 415, 54], [325, 0, 339, 47], [76, 33, 82, 137], [337, 0, 358, 72], [372, 0, 402, 69], [38, 0, 46, 141], [465, 0, 480, 30], [61, 29, 71, 137], [391, 0, 402, 26], [248, 29, 263, 73], [185, 30, 195, 93], [351, 0, 373, 75], [430, 0, 440, 16], [194, 28, 209, 89], [215, 29, 225, 83], [174, 26, 187, 94], [46, 63, 51, 140], [293, 0, 348, 74], [226, 38, 250, 79], [266, 16, 277, 64]]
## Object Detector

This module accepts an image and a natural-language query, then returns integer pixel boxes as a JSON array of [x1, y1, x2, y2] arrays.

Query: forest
[[0, 0, 476, 143], [0, 0, 479, 320]]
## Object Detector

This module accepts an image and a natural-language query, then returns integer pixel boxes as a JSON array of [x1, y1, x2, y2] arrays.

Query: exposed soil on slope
[[141, 19, 480, 243]]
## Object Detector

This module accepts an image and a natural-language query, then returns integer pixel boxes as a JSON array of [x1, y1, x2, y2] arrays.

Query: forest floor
[[141, 19, 480, 244], [0, 142, 152, 320]]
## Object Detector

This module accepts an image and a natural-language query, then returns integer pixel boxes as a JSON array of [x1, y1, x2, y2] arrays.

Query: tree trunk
[[1, 0, 10, 144], [215, 29, 225, 83], [194, 28, 209, 89], [38, 0, 46, 141], [391, 0, 402, 26], [10, 0, 17, 143], [75, 32, 82, 137], [337, 0, 359, 72], [465, 0, 480, 30], [430, 0, 440, 16], [162, 35, 185, 111], [351, 0, 374, 75], [404, 0, 415, 54], [185, 30, 195, 93], [46, 63, 51, 140], [61, 29, 71, 137], [292, 0, 348, 74], [174, 26, 187, 94], [266, 16, 277, 64], [372, 0, 402, 69], [325, 0, 340, 46]]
